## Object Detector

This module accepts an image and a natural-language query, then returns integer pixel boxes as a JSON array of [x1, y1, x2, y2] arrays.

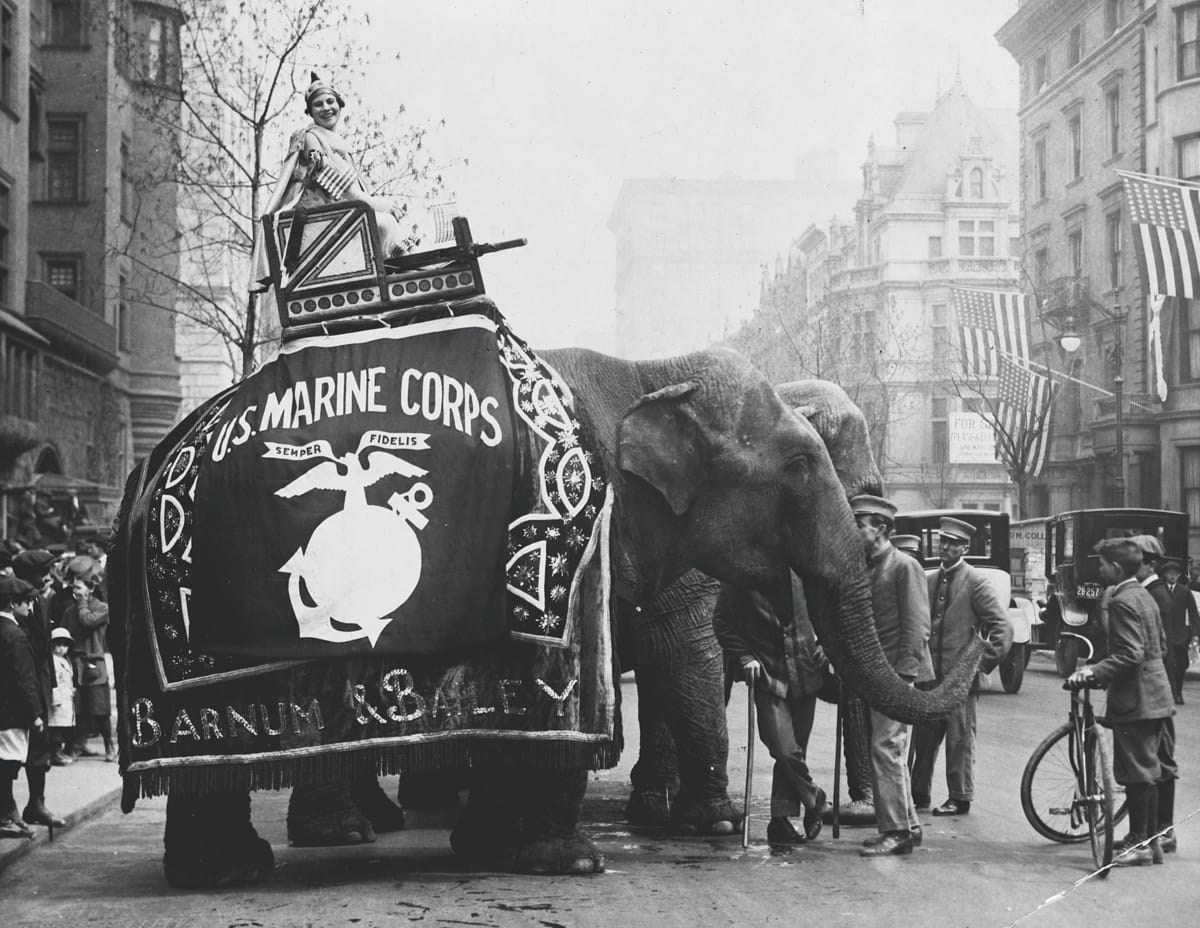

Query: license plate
[[1075, 582, 1102, 599]]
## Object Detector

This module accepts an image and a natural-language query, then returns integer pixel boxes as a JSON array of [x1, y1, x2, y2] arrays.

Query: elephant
[[619, 379, 884, 830], [109, 344, 982, 887]]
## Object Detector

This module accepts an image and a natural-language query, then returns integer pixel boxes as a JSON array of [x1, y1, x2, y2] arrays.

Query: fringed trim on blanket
[[124, 737, 621, 798]]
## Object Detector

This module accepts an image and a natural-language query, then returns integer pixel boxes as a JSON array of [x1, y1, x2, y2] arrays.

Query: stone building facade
[[729, 80, 1023, 513], [0, 0, 182, 542], [997, 0, 1200, 555]]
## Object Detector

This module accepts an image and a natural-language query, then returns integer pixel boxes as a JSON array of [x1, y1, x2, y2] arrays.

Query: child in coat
[[48, 627, 76, 766]]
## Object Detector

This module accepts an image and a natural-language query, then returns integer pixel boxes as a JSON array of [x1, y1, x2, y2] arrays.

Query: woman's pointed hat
[[304, 71, 336, 105]]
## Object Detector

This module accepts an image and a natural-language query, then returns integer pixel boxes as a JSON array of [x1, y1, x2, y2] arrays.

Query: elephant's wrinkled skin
[[116, 349, 981, 886], [621, 380, 891, 829]]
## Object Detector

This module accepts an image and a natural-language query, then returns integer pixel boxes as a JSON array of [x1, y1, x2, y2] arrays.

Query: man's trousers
[[909, 692, 977, 804], [869, 708, 920, 833], [754, 689, 820, 818]]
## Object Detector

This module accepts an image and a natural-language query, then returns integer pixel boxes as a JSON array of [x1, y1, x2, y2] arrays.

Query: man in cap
[[11, 549, 66, 828], [892, 535, 923, 561], [851, 496, 933, 857], [0, 576, 42, 838], [1128, 535, 1182, 853], [909, 516, 1011, 817], [1157, 558, 1198, 705]]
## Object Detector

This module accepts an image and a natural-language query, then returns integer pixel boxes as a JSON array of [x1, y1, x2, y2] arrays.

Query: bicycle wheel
[[1022, 722, 1089, 843], [1085, 731, 1115, 872]]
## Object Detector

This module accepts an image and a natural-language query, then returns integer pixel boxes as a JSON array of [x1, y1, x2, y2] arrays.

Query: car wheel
[[1000, 644, 1026, 694], [1054, 637, 1081, 678]]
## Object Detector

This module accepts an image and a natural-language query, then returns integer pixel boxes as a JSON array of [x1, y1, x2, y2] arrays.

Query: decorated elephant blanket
[[116, 300, 618, 796]]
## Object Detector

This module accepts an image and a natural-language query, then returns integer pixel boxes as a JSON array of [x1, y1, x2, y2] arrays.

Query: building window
[[1068, 229, 1083, 278], [958, 220, 995, 257], [931, 303, 949, 359], [1034, 136, 1048, 200], [120, 137, 132, 221], [970, 167, 984, 198], [1106, 0, 1125, 35], [932, 397, 948, 462], [1183, 447, 1200, 525], [1068, 24, 1082, 66], [1069, 113, 1082, 179], [1179, 3, 1200, 80], [48, 0, 84, 47], [143, 14, 177, 86], [1106, 211, 1122, 291], [1183, 299, 1200, 383], [46, 117, 83, 201], [1034, 53, 1048, 92], [118, 274, 130, 351], [1106, 88, 1120, 157], [1178, 134, 1200, 183], [928, 235, 942, 259], [0, 2, 14, 111], [1034, 247, 1048, 289], [1, 338, 37, 420], [44, 255, 81, 301], [0, 177, 9, 308], [1009, 235, 1020, 256]]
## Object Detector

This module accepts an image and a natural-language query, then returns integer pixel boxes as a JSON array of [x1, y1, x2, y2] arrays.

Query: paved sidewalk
[[0, 736, 124, 874]]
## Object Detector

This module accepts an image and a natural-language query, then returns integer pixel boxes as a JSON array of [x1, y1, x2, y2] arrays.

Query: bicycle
[[1020, 668, 1126, 874]]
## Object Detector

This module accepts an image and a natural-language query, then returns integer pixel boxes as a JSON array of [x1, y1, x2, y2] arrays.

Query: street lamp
[[1056, 297, 1126, 507]]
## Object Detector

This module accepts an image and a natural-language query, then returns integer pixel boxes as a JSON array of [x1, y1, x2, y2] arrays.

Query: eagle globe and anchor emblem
[[267, 430, 433, 645]]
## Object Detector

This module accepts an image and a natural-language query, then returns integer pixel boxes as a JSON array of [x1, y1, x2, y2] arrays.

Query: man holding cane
[[714, 578, 828, 846]]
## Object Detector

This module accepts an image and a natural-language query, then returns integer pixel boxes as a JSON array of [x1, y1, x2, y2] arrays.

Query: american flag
[[312, 162, 357, 200], [1119, 171, 1200, 300], [994, 356, 1058, 477], [953, 288, 1030, 376]]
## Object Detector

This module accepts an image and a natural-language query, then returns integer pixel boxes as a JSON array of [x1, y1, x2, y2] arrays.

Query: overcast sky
[[358, 0, 1021, 351]]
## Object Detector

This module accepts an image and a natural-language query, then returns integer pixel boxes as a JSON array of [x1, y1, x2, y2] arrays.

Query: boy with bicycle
[[1068, 538, 1175, 866]]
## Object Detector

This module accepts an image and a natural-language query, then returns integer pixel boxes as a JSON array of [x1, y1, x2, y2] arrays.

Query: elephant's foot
[[670, 797, 743, 836], [287, 782, 377, 847], [163, 792, 274, 890], [350, 775, 406, 833], [513, 829, 605, 875], [624, 788, 674, 828]]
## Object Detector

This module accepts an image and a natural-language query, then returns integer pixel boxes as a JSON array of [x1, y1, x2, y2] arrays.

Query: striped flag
[[312, 162, 358, 200], [994, 356, 1059, 477], [1119, 171, 1200, 300], [953, 288, 1030, 376]]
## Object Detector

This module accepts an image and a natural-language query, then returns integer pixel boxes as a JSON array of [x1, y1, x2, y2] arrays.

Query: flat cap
[[1131, 534, 1165, 559], [65, 555, 97, 581], [892, 534, 922, 554], [850, 494, 898, 521], [0, 575, 36, 599], [13, 549, 57, 581], [1158, 558, 1184, 573], [938, 516, 976, 543]]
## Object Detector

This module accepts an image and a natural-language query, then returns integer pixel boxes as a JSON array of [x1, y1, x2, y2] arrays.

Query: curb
[[0, 785, 123, 877]]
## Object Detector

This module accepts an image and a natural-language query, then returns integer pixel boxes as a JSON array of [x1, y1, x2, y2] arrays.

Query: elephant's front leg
[[163, 791, 274, 888], [628, 573, 741, 835]]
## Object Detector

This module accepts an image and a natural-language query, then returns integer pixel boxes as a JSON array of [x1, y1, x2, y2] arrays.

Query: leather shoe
[[1174, 695, 1185, 706], [50, 752, 75, 767], [911, 825, 923, 847], [1160, 830, 1177, 854], [766, 816, 806, 845], [931, 798, 970, 817], [73, 745, 100, 758], [859, 831, 914, 857], [803, 789, 827, 841], [0, 816, 34, 839], [23, 801, 66, 828]]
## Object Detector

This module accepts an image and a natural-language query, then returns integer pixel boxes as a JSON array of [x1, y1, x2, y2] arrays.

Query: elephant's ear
[[793, 403, 818, 421], [618, 381, 704, 517]]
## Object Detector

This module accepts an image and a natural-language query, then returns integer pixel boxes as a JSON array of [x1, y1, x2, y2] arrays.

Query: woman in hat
[[0, 576, 42, 838], [253, 71, 414, 290]]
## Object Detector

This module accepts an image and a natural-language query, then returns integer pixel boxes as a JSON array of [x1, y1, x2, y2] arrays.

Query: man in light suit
[[909, 517, 1011, 817]]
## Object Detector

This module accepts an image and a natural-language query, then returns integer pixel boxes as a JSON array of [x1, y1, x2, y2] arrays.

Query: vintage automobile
[[1040, 508, 1189, 677], [893, 508, 1038, 694]]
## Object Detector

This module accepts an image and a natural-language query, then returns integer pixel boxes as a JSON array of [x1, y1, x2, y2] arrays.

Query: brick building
[[0, 0, 182, 543], [997, 0, 1200, 554]]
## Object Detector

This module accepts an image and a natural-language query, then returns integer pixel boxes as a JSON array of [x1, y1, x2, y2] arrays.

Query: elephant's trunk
[[802, 550, 980, 725]]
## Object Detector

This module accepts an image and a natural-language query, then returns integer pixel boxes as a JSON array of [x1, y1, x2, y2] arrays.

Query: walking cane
[[742, 681, 756, 849], [832, 679, 843, 839]]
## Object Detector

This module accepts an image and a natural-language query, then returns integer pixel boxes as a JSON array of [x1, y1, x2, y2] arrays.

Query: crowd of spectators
[[0, 536, 110, 839]]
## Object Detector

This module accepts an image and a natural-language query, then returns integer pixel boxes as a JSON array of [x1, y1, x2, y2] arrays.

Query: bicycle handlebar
[[1061, 678, 1107, 692]]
